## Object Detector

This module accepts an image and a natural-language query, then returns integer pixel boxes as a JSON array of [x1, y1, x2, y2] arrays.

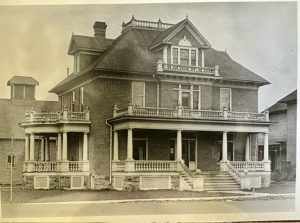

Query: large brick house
[[259, 90, 297, 180], [20, 17, 272, 191], [0, 76, 58, 186]]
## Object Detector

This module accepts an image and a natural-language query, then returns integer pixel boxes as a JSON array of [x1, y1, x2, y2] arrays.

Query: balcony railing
[[122, 17, 173, 32], [25, 108, 90, 123], [23, 161, 89, 172], [113, 104, 269, 122], [157, 60, 219, 76], [229, 161, 266, 172], [134, 160, 178, 172]]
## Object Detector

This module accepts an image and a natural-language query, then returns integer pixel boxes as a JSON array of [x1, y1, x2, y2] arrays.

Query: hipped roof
[[7, 76, 39, 86]]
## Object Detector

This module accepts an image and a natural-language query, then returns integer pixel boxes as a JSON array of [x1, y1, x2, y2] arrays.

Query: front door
[[182, 139, 196, 168], [133, 139, 147, 160]]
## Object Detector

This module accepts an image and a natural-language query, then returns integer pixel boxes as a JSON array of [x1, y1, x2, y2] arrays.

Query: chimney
[[93, 21, 107, 40]]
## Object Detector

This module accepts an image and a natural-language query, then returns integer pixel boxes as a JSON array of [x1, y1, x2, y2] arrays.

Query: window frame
[[79, 87, 84, 111], [7, 153, 16, 168], [173, 84, 201, 110], [71, 91, 76, 112], [131, 81, 145, 107], [220, 88, 232, 111], [171, 46, 199, 66], [74, 54, 80, 74]]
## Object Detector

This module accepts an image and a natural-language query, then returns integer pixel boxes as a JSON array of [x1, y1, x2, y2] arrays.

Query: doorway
[[182, 139, 196, 168], [133, 139, 147, 160]]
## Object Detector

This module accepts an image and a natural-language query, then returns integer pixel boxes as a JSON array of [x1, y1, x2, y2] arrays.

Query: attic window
[[74, 55, 80, 74]]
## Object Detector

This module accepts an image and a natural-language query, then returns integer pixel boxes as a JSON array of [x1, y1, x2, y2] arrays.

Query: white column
[[83, 132, 88, 161], [113, 131, 119, 161], [263, 133, 269, 161], [62, 132, 68, 161], [25, 134, 29, 161], [40, 137, 45, 161], [56, 133, 62, 161], [29, 133, 35, 161], [126, 128, 133, 160], [163, 46, 168, 63], [176, 130, 182, 161], [245, 134, 250, 161], [222, 131, 228, 161], [45, 137, 49, 161]]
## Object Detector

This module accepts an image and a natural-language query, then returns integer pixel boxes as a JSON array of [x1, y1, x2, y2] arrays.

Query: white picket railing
[[69, 161, 84, 171], [227, 111, 267, 121], [161, 62, 218, 75], [134, 160, 178, 172], [229, 161, 265, 172]]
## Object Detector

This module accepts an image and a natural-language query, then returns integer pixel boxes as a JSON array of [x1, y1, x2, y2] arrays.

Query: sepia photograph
[[0, 1, 298, 222]]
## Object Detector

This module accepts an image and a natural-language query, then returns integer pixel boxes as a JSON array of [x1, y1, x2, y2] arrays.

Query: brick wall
[[145, 82, 157, 107], [0, 139, 24, 185], [269, 111, 288, 142], [232, 88, 258, 112], [201, 85, 212, 110], [160, 82, 174, 108]]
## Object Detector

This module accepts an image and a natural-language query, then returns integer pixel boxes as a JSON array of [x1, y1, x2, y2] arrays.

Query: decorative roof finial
[[186, 14, 189, 19], [158, 18, 162, 23], [131, 15, 135, 20], [122, 21, 125, 26]]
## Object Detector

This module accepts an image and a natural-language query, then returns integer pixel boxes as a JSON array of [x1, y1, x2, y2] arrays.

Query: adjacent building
[[0, 76, 58, 185], [20, 17, 272, 191], [260, 90, 297, 180]]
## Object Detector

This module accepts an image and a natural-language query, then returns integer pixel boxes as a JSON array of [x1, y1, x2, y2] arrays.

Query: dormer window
[[171, 46, 198, 66]]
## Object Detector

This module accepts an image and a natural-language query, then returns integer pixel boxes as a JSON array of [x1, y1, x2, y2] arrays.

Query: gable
[[168, 26, 208, 48]]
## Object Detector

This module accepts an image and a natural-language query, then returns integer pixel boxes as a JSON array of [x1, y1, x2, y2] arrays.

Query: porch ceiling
[[110, 117, 269, 133]]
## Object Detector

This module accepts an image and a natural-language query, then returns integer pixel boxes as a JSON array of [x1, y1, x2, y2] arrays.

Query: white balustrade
[[134, 160, 178, 172], [160, 62, 218, 75], [69, 161, 84, 171], [229, 161, 265, 172], [34, 162, 57, 171], [227, 111, 267, 121], [25, 110, 90, 122]]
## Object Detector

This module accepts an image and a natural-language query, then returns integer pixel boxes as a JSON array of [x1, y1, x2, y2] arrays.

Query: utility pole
[[9, 127, 15, 205]]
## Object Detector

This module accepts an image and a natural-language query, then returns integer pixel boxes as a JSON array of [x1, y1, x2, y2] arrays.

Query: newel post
[[177, 104, 183, 117], [157, 60, 163, 72], [264, 110, 269, 121], [113, 104, 118, 117], [63, 107, 68, 120], [85, 106, 90, 121], [29, 110, 35, 121], [223, 107, 228, 119], [128, 101, 133, 115], [214, 65, 219, 76]]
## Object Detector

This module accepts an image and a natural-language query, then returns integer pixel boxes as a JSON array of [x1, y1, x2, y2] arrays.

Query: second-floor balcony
[[157, 60, 219, 77], [113, 104, 269, 122], [24, 107, 90, 123]]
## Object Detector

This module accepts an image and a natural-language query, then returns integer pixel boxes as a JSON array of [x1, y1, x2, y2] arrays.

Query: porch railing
[[69, 161, 84, 171], [25, 107, 90, 122], [229, 161, 265, 172], [113, 105, 269, 122], [34, 162, 58, 171], [134, 160, 178, 172]]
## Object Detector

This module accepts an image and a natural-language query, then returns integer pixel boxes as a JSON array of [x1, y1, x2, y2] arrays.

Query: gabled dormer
[[150, 18, 211, 68], [68, 22, 114, 74]]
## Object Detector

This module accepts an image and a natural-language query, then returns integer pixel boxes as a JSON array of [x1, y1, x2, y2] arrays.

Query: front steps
[[201, 171, 241, 192]]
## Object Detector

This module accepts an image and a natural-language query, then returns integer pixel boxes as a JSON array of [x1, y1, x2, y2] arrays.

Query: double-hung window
[[7, 154, 15, 168], [132, 81, 145, 107], [71, 91, 76, 111], [220, 88, 232, 111], [171, 46, 198, 66]]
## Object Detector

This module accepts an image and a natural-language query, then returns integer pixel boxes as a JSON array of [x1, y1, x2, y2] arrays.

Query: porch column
[[40, 137, 45, 161], [245, 134, 250, 161], [45, 137, 49, 161], [126, 128, 133, 160], [56, 133, 62, 161], [176, 130, 182, 161], [29, 133, 35, 161], [222, 131, 228, 161], [113, 130, 119, 161], [62, 132, 68, 161], [83, 132, 88, 161], [263, 133, 269, 161], [25, 134, 29, 161]]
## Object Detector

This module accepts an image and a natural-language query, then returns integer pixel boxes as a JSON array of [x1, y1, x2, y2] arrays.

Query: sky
[[0, 2, 297, 111]]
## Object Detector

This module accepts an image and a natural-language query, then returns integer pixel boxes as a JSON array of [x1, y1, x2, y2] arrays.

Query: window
[[74, 55, 80, 74], [173, 84, 201, 110], [7, 154, 15, 168], [25, 85, 35, 99], [71, 91, 75, 111], [132, 81, 145, 107], [171, 46, 198, 66], [220, 88, 232, 110], [79, 87, 84, 111]]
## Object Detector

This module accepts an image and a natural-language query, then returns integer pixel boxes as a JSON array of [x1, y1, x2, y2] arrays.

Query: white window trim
[[7, 153, 16, 168], [220, 88, 232, 111], [173, 84, 201, 110], [131, 81, 145, 107], [171, 46, 199, 66]]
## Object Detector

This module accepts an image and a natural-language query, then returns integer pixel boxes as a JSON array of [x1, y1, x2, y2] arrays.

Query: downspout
[[105, 119, 113, 185]]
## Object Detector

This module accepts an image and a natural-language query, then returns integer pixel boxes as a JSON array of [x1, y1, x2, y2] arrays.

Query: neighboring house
[[259, 90, 297, 180], [0, 76, 58, 185], [20, 17, 272, 191]]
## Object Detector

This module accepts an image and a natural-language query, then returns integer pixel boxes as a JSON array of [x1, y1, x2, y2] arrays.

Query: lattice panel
[[71, 176, 84, 189], [34, 176, 49, 189], [140, 176, 171, 190], [114, 176, 124, 190]]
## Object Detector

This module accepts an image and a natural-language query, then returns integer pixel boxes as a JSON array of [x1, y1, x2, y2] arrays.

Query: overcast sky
[[0, 2, 297, 111]]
